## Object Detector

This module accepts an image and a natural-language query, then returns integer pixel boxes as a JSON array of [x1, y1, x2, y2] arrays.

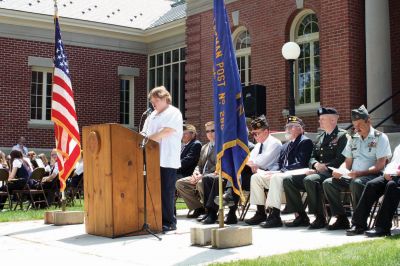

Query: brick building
[[0, 0, 400, 151]]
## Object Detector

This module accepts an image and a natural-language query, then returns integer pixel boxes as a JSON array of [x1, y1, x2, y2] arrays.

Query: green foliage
[[0, 203, 84, 223], [213, 234, 400, 266], [0, 200, 187, 223]]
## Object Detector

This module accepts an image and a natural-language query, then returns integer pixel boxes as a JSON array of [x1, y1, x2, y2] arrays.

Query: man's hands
[[247, 160, 259, 173], [189, 171, 202, 184], [314, 162, 328, 173]]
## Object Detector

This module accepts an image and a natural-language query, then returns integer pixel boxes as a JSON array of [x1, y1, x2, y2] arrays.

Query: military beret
[[317, 107, 338, 117], [286, 115, 305, 128], [183, 124, 196, 133], [351, 105, 369, 121], [250, 115, 269, 130]]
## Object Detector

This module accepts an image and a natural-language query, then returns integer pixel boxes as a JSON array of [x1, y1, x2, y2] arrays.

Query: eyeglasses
[[206, 129, 215, 133], [285, 124, 301, 130]]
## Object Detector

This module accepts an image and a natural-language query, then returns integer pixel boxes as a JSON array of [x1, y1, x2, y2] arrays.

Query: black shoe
[[328, 216, 350, 230], [364, 227, 391, 237], [260, 215, 283, 228], [197, 213, 208, 222], [187, 207, 205, 219], [308, 217, 327, 229], [162, 224, 177, 233], [224, 211, 238, 224], [245, 212, 267, 225], [346, 225, 366, 236], [203, 212, 217, 224], [285, 214, 310, 227]]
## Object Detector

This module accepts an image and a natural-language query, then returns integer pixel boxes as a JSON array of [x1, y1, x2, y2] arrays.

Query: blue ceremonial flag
[[213, 0, 250, 199]]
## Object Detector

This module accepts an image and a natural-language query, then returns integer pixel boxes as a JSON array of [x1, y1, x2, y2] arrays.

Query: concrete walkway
[[0, 209, 397, 265]]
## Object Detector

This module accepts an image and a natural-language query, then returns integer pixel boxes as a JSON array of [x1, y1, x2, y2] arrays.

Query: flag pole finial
[[54, 0, 58, 18]]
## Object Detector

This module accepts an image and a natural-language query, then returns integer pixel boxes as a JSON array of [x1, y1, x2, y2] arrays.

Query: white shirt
[[75, 159, 84, 176], [35, 158, 45, 168], [384, 144, 400, 175], [249, 135, 282, 171], [51, 163, 59, 175], [142, 105, 183, 169], [13, 159, 23, 169]]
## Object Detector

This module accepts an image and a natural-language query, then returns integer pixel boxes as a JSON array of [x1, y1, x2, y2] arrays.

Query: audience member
[[12, 137, 28, 156], [245, 116, 313, 228], [176, 124, 202, 179], [38, 153, 51, 173], [203, 115, 282, 225], [323, 105, 391, 230], [0, 150, 31, 209], [347, 143, 400, 236], [282, 107, 349, 229], [176, 121, 216, 219]]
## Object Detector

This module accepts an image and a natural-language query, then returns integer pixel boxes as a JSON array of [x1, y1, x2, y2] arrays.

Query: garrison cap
[[286, 115, 305, 128], [351, 105, 369, 121], [317, 107, 338, 117], [250, 115, 269, 130]]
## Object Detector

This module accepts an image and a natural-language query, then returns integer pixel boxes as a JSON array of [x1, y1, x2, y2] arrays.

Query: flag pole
[[218, 164, 224, 228], [53, 0, 66, 212]]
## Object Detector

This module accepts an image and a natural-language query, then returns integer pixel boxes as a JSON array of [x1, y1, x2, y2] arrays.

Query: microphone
[[142, 107, 153, 115]]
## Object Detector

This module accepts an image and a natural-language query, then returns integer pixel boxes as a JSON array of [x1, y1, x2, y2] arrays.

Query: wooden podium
[[83, 123, 162, 238]]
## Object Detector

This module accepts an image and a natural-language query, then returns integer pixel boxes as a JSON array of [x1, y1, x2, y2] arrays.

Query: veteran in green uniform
[[283, 107, 349, 229], [322, 105, 392, 230]]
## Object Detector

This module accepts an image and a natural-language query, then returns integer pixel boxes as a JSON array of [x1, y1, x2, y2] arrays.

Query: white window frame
[[290, 10, 320, 108], [28, 67, 54, 129], [119, 76, 135, 129], [232, 26, 251, 86], [147, 47, 186, 114]]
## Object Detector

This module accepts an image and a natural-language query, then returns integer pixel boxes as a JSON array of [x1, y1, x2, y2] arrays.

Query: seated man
[[323, 105, 391, 230], [282, 107, 349, 229], [245, 116, 313, 228], [176, 124, 202, 179], [202, 115, 282, 224], [347, 143, 400, 236], [176, 121, 216, 218]]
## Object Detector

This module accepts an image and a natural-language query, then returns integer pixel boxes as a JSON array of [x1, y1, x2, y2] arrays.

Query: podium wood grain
[[83, 124, 162, 238]]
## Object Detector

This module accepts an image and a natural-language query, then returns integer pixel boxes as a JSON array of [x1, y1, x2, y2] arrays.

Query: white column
[[366, 0, 393, 125]]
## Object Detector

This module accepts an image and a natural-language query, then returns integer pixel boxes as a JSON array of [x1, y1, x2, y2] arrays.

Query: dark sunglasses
[[206, 129, 215, 133]]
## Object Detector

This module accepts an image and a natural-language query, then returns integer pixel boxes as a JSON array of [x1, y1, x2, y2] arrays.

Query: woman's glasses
[[206, 129, 215, 133]]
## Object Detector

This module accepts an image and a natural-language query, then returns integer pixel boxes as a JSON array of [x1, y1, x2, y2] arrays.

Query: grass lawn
[[212, 234, 400, 266], [0, 199, 188, 223]]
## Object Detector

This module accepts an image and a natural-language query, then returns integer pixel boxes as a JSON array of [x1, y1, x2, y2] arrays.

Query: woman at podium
[[142, 86, 183, 232]]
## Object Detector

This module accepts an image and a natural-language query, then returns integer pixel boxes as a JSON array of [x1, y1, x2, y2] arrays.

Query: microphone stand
[[139, 134, 161, 240], [118, 110, 161, 240]]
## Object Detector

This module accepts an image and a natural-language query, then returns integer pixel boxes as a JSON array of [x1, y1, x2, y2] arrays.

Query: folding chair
[[66, 175, 84, 206], [0, 169, 12, 210], [13, 167, 48, 210]]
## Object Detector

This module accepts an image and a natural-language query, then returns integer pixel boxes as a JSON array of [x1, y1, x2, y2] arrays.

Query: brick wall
[[186, 0, 366, 135], [0, 37, 147, 149]]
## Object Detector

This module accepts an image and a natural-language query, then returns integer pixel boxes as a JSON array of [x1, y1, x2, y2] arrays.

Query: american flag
[[51, 16, 81, 192]]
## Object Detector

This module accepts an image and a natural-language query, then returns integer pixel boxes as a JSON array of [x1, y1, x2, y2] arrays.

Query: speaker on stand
[[242, 84, 266, 118]]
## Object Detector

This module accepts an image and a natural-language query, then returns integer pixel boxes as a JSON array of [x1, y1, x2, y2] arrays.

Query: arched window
[[233, 27, 251, 86], [293, 12, 320, 105]]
